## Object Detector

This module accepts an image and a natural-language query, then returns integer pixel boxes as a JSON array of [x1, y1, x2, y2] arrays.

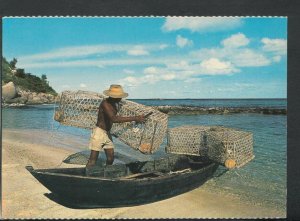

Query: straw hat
[[103, 84, 128, 98]]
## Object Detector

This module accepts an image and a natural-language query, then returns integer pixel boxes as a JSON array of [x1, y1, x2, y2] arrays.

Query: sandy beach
[[2, 128, 285, 219]]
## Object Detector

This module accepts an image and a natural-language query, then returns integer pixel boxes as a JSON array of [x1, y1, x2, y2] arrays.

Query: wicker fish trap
[[110, 100, 168, 153], [166, 125, 254, 168], [206, 126, 254, 168], [165, 125, 211, 156], [54, 90, 168, 154], [54, 90, 104, 129]]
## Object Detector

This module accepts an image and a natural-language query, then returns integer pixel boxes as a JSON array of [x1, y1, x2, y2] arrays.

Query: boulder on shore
[[2, 82, 18, 100]]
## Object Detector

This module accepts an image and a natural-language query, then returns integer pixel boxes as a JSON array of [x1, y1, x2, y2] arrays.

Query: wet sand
[[2, 129, 285, 219]]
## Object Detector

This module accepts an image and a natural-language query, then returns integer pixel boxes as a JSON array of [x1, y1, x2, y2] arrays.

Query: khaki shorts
[[89, 127, 114, 151]]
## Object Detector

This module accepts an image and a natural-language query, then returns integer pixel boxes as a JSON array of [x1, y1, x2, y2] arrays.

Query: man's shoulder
[[101, 99, 113, 109]]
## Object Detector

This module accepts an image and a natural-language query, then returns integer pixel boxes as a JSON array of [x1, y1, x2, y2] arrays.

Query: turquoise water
[[2, 100, 287, 211]]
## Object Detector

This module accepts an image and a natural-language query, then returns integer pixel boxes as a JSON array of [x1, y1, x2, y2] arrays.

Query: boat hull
[[26, 163, 218, 208]]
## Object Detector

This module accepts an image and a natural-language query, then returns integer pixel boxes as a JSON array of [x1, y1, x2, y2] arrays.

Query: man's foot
[[85, 162, 96, 176], [86, 161, 96, 168]]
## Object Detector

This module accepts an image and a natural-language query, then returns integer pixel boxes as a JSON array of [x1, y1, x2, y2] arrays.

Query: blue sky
[[3, 17, 287, 98]]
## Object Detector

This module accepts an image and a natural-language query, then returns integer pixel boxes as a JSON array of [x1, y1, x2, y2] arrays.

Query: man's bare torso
[[96, 99, 118, 132]]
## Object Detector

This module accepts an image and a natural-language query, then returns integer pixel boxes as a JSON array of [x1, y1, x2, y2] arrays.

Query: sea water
[[2, 99, 287, 212]]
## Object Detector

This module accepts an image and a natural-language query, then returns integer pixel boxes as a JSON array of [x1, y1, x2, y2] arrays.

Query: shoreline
[[2, 128, 285, 219], [2, 103, 287, 115]]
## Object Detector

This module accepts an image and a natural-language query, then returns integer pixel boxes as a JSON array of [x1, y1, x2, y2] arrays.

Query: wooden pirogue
[[26, 154, 218, 208]]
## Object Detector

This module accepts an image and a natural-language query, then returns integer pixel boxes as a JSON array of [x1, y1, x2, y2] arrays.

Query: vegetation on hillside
[[2, 57, 57, 95]]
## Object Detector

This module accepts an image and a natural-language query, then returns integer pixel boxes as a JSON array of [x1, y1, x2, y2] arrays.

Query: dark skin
[[86, 97, 145, 167]]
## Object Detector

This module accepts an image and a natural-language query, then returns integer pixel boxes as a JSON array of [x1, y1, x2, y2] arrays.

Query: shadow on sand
[[44, 193, 159, 209]]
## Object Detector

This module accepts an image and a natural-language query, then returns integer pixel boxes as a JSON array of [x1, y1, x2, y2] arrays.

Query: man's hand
[[136, 112, 153, 123]]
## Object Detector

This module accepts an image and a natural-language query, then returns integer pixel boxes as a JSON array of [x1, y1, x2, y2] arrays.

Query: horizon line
[[128, 98, 287, 100]]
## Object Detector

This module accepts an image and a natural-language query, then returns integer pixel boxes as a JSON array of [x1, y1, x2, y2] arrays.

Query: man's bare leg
[[86, 150, 100, 167], [104, 148, 114, 165]]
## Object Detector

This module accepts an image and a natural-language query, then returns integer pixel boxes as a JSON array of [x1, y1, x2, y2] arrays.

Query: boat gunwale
[[27, 162, 217, 182]]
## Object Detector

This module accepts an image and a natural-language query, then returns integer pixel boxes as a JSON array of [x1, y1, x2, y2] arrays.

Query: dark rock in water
[[223, 109, 230, 114], [262, 108, 271, 114], [271, 109, 287, 115], [5, 96, 27, 104], [154, 105, 286, 115]]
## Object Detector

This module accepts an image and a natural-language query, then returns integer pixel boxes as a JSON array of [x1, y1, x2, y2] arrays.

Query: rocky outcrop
[[2, 88, 57, 106], [154, 105, 287, 115]]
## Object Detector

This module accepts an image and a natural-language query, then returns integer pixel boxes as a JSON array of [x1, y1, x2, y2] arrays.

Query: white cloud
[[62, 84, 71, 89], [19, 45, 129, 61], [127, 45, 149, 56], [121, 58, 239, 88], [176, 35, 193, 48], [162, 17, 243, 33], [21, 45, 271, 71], [188, 33, 272, 67], [159, 44, 169, 50], [190, 47, 271, 67], [234, 83, 255, 88], [80, 83, 87, 88], [144, 74, 160, 83], [144, 66, 160, 75], [222, 33, 250, 48], [165, 59, 239, 77], [19, 59, 101, 69], [272, 55, 282, 63], [19, 43, 167, 63], [122, 76, 140, 87], [122, 66, 179, 87], [230, 49, 271, 67], [18, 57, 170, 69], [184, 78, 202, 83], [162, 73, 176, 81], [123, 69, 135, 74], [166, 60, 190, 70], [18, 32, 281, 77], [200, 58, 239, 74], [261, 38, 287, 55]]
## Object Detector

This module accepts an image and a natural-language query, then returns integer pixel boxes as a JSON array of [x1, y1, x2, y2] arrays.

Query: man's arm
[[102, 101, 145, 123]]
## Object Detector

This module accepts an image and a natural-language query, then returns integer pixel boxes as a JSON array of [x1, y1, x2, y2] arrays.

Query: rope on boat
[[169, 168, 191, 174]]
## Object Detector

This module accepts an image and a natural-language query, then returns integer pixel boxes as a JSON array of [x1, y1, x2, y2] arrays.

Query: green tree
[[41, 74, 47, 82], [15, 69, 25, 78], [9, 58, 17, 69], [2, 56, 57, 95], [2, 57, 13, 84]]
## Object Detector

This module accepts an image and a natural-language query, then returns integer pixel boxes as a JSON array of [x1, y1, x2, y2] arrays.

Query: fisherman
[[86, 84, 146, 168]]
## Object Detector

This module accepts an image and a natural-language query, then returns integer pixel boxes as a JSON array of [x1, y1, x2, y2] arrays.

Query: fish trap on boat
[[54, 90, 168, 154], [165, 125, 211, 156], [206, 126, 254, 168], [166, 125, 254, 168]]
